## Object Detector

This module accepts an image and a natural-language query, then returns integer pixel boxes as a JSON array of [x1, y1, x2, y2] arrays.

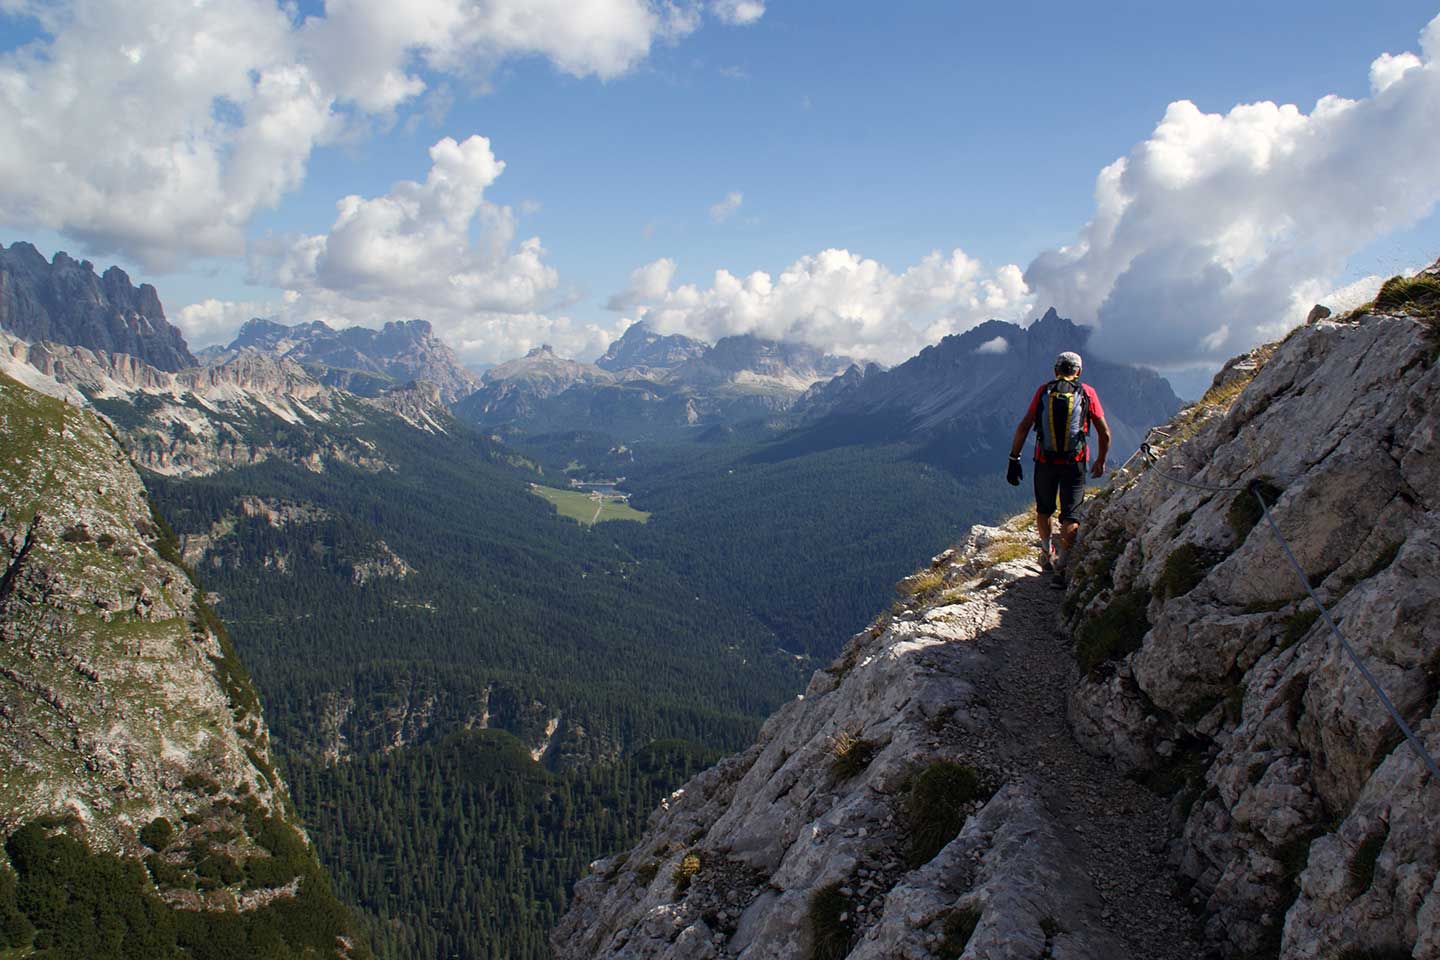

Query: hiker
[[1005, 350, 1110, 585]]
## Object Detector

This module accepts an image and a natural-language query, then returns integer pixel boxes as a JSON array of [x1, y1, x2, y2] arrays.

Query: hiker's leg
[[1055, 463, 1086, 562], [1036, 512, 1053, 542]]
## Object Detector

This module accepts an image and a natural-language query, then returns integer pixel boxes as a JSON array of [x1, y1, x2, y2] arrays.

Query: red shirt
[[1025, 380, 1104, 464]]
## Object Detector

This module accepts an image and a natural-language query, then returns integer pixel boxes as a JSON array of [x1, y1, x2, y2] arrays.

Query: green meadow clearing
[[529, 484, 650, 526]]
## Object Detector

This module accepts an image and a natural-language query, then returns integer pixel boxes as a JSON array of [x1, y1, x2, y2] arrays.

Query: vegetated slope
[[0, 370, 367, 959], [1063, 302, 1440, 958]]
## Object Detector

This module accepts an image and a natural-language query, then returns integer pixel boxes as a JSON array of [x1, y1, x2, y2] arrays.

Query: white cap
[[1054, 351, 1082, 373]]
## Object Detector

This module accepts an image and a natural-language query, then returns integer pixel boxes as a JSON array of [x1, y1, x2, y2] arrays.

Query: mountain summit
[[0, 240, 195, 371]]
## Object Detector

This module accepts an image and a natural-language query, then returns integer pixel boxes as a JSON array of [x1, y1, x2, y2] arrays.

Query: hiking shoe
[[1054, 546, 1070, 575], [1038, 545, 1054, 570], [1051, 570, 1067, 589]]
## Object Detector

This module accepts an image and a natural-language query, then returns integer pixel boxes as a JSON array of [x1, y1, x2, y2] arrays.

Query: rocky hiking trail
[[984, 566, 1206, 960]]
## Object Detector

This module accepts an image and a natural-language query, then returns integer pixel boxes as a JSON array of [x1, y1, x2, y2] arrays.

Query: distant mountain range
[[780, 308, 1180, 472], [456, 322, 860, 437], [202, 316, 482, 403]]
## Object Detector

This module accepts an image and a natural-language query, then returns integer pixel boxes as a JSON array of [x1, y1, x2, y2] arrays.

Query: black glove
[[1006, 457, 1023, 486]]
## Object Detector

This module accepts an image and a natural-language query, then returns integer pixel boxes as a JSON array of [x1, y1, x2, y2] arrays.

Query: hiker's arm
[[1091, 414, 1111, 477], [1009, 411, 1035, 460]]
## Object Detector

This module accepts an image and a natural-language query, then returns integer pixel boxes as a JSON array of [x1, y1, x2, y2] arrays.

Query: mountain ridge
[[552, 303, 1440, 959]]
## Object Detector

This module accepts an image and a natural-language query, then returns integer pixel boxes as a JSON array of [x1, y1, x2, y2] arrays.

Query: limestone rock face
[[1, 331, 417, 477], [0, 241, 194, 371], [1064, 312, 1440, 958], [0, 367, 286, 854], [553, 527, 1182, 960]]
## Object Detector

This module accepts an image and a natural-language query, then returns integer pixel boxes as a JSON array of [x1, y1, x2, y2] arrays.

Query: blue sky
[[2, 1, 1439, 394]]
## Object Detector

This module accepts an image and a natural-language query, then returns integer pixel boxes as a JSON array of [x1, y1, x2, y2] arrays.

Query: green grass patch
[[1156, 544, 1225, 599], [807, 882, 854, 960], [1076, 589, 1151, 677], [1226, 480, 1284, 542], [528, 485, 650, 525], [897, 568, 946, 599], [904, 761, 985, 868]]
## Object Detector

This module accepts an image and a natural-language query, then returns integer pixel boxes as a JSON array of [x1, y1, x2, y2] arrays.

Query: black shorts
[[1034, 460, 1086, 524]]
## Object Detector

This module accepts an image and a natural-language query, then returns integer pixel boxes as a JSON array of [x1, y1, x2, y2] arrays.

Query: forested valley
[[143, 406, 1026, 957]]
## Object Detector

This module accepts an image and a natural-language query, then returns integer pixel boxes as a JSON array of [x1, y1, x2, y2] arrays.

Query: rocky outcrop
[[555, 305, 1439, 960], [553, 525, 1202, 960], [1063, 309, 1440, 958], [0, 241, 194, 371]]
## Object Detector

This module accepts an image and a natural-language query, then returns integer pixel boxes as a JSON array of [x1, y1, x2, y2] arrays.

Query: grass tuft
[[1279, 608, 1320, 651], [1156, 544, 1225, 599], [1075, 589, 1151, 677], [807, 882, 854, 960], [828, 729, 878, 781], [1348, 826, 1388, 894], [983, 541, 1032, 565], [936, 907, 982, 959], [672, 851, 701, 895], [1373, 272, 1440, 325], [904, 762, 985, 868], [897, 569, 946, 599], [1225, 480, 1284, 542]]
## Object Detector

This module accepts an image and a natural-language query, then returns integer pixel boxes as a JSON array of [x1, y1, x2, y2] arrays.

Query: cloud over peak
[[1024, 12, 1440, 368]]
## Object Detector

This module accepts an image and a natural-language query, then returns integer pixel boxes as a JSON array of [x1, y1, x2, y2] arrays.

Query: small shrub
[[1156, 544, 1225, 599], [1226, 480, 1284, 541], [1039, 916, 1063, 939], [139, 817, 175, 851], [1075, 589, 1152, 677], [634, 859, 660, 885], [808, 882, 854, 960], [1348, 826, 1388, 894], [828, 730, 878, 781], [937, 907, 982, 958], [672, 851, 701, 895], [905, 762, 984, 868]]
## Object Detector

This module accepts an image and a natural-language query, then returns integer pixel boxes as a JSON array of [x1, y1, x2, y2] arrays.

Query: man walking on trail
[[1006, 351, 1110, 586]]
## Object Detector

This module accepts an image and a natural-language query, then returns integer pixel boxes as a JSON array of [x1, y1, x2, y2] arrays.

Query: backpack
[[1034, 379, 1090, 460]]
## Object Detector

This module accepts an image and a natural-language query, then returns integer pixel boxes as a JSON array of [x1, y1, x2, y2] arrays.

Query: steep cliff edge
[[553, 304, 1439, 959], [0, 368, 367, 957]]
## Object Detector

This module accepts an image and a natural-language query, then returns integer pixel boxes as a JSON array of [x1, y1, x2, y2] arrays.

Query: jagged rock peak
[[597, 321, 710, 373], [0, 240, 195, 371], [222, 315, 480, 403]]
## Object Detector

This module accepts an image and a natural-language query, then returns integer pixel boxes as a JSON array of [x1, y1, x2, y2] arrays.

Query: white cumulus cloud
[[229, 135, 587, 363], [710, 0, 765, 26], [1023, 12, 1440, 369], [607, 249, 1031, 365], [0, 0, 731, 271], [709, 191, 744, 223]]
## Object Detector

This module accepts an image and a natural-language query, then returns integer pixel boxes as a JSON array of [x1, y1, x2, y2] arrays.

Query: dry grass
[[983, 541, 1032, 565], [897, 568, 946, 599], [828, 728, 878, 780], [672, 851, 702, 894]]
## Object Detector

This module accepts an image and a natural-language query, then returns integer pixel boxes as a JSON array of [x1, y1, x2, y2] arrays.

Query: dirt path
[[982, 567, 1209, 960]]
